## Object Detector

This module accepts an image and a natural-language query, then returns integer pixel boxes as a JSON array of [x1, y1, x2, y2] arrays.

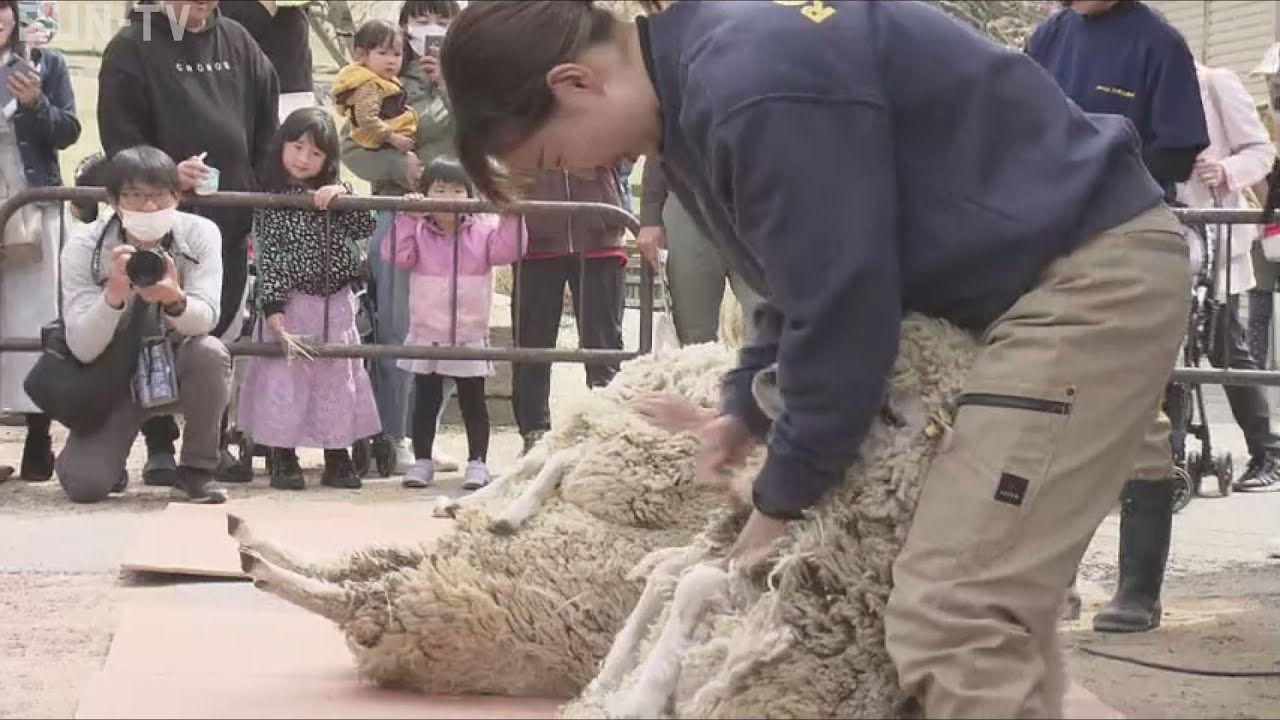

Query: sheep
[[231, 309, 981, 715], [231, 336, 743, 698], [564, 314, 980, 719]]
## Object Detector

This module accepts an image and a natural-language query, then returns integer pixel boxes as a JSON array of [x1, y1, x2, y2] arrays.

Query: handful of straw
[[278, 331, 316, 363]]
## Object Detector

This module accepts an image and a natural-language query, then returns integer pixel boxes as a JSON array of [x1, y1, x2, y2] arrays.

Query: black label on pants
[[995, 472, 1029, 506]]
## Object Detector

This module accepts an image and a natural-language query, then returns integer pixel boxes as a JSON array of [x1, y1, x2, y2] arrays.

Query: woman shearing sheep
[[439, 1, 1192, 717]]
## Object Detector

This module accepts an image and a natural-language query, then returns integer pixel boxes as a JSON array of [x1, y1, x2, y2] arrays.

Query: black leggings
[[412, 374, 489, 462]]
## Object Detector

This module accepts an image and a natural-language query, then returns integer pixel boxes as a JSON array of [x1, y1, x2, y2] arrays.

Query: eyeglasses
[[118, 190, 177, 205]]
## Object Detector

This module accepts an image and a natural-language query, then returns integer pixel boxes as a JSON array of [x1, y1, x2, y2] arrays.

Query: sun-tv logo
[[46, 3, 209, 46]]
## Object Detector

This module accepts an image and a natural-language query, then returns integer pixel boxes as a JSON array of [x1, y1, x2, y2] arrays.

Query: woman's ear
[[546, 63, 603, 100]]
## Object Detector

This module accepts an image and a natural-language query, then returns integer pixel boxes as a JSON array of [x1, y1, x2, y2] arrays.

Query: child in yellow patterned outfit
[[331, 19, 419, 152]]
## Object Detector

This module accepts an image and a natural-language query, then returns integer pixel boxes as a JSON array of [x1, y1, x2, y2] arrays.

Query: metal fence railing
[[0, 187, 654, 365], [2, 191, 1280, 388]]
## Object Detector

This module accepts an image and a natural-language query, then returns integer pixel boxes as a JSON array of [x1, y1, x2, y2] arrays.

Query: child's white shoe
[[462, 460, 492, 491], [402, 459, 435, 489], [394, 443, 415, 475]]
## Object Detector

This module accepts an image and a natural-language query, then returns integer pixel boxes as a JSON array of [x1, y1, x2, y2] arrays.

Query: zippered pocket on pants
[[955, 392, 1073, 416]]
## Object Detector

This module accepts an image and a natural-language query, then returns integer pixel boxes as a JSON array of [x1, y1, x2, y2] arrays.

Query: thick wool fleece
[[564, 314, 981, 719], [233, 340, 739, 697]]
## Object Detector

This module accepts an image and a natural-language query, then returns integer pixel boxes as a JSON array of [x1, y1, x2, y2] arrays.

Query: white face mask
[[119, 207, 178, 244], [406, 22, 446, 56]]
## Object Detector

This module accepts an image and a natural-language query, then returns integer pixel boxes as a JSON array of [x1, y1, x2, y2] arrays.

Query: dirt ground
[[1, 409, 1278, 719]]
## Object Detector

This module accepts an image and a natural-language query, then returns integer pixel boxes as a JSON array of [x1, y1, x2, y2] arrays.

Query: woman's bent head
[[441, 0, 664, 204]]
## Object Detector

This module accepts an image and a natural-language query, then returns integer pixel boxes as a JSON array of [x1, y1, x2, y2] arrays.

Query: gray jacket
[[59, 211, 223, 363]]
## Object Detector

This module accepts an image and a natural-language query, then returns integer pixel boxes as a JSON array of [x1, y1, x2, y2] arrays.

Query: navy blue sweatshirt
[[638, 0, 1163, 518], [1026, 1, 1208, 192]]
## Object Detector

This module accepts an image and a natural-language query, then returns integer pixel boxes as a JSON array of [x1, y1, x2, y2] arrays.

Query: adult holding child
[[0, 0, 80, 483], [340, 0, 463, 476], [97, 0, 279, 487]]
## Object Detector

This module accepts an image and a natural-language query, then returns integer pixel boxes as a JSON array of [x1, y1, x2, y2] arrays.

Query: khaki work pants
[[884, 204, 1191, 718]]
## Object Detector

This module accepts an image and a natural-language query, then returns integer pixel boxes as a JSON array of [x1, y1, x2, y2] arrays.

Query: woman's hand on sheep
[[632, 393, 716, 434], [695, 415, 755, 503], [727, 510, 790, 567]]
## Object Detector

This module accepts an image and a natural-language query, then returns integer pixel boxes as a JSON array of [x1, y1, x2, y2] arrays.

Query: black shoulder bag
[[23, 217, 149, 435]]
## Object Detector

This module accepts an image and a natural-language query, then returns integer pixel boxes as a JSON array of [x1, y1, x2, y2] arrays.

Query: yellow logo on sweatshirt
[[773, 0, 836, 24], [1096, 84, 1136, 99]]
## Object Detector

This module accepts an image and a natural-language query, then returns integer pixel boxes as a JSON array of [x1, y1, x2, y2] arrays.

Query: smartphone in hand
[[0, 54, 38, 107]]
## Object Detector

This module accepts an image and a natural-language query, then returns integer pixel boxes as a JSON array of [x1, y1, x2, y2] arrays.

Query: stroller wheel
[[1215, 453, 1235, 498], [352, 438, 372, 479], [1171, 465, 1194, 514], [1185, 451, 1202, 496]]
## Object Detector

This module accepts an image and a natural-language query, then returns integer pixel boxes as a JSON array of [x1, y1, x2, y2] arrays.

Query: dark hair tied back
[[441, 0, 661, 204]]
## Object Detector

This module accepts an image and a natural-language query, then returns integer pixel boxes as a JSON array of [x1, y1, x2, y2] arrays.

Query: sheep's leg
[[227, 513, 327, 578], [229, 514, 423, 583], [606, 563, 732, 719], [239, 547, 359, 624], [626, 544, 709, 583], [432, 442, 549, 518], [591, 546, 710, 694], [489, 447, 581, 535]]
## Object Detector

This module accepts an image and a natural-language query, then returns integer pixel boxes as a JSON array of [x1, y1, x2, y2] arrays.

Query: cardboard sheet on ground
[[76, 582, 1121, 720], [119, 500, 452, 578], [75, 585, 565, 719]]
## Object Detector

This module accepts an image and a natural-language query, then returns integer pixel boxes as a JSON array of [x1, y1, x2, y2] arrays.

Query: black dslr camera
[[126, 247, 170, 288]]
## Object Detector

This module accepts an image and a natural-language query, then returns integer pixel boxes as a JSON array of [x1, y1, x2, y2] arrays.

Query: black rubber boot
[[1093, 478, 1174, 633]]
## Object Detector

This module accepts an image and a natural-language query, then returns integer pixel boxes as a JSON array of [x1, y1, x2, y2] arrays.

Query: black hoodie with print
[[98, 1, 279, 336], [97, 1, 280, 248]]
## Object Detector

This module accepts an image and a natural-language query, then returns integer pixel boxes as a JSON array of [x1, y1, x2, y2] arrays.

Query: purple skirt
[[236, 289, 382, 449]]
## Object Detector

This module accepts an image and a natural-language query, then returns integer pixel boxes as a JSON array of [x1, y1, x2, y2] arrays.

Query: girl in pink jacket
[[383, 157, 526, 490]]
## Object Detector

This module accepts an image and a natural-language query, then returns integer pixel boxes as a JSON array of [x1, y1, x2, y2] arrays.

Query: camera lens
[[126, 249, 166, 287]]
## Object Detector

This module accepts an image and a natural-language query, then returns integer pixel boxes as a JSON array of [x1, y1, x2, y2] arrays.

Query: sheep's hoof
[[430, 499, 457, 519], [489, 518, 517, 536], [239, 548, 262, 575], [226, 513, 244, 540]]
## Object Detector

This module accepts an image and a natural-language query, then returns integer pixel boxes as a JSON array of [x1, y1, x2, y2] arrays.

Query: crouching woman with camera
[[52, 146, 230, 504]]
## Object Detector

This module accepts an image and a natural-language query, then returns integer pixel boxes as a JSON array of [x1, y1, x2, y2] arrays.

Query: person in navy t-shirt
[[1027, 0, 1209, 201]]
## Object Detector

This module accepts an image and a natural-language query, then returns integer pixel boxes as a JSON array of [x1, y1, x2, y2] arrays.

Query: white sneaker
[[433, 445, 460, 472], [462, 460, 492, 490], [394, 444, 415, 475], [402, 459, 435, 489]]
